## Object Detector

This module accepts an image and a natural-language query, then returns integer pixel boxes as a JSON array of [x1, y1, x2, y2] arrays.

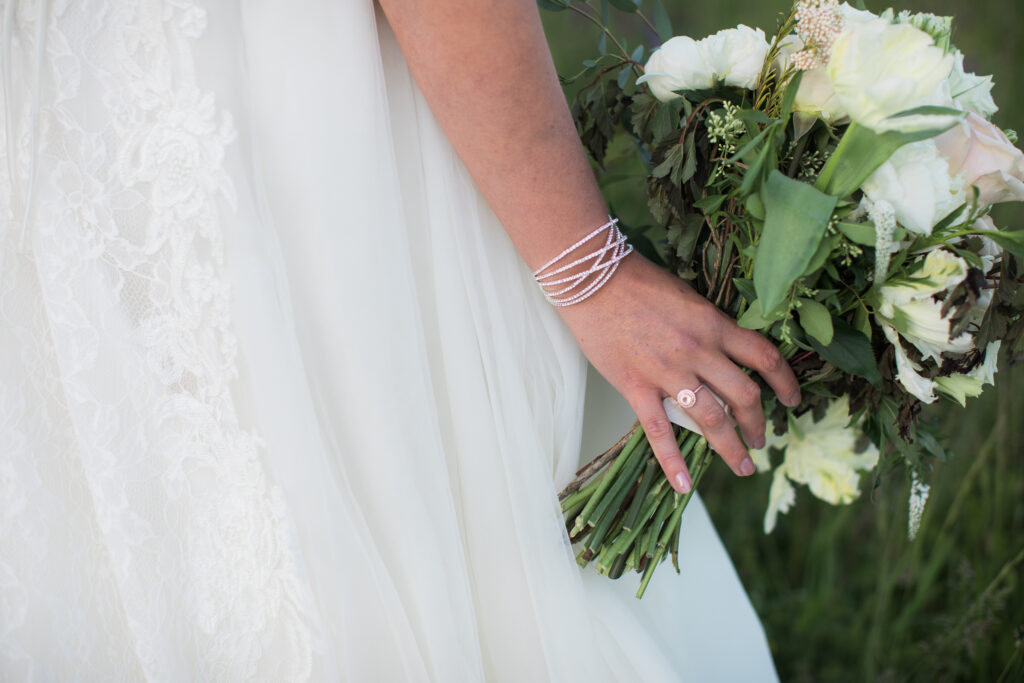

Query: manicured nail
[[674, 471, 692, 493], [751, 435, 766, 450], [739, 457, 756, 477]]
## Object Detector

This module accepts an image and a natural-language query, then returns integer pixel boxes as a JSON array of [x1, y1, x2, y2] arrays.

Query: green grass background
[[540, 2, 1024, 680]]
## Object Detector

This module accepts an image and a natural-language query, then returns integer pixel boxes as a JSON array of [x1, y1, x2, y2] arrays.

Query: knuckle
[[759, 344, 784, 373], [739, 380, 763, 408], [697, 402, 726, 429], [642, 416, 675, 442]]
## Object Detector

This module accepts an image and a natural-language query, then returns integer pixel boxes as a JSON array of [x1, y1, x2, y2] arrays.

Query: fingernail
[[739, 457, 756, 477], [751, 435, 766, 450], [673, 471, 692, 493], [787, 390, 802, 406]]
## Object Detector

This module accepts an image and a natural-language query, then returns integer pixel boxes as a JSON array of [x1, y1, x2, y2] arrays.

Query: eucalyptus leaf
[[754, 171, 839, 313], [797, 299, 835, 346], [808, 319, 882, 387], [651, 0, 673, 42]]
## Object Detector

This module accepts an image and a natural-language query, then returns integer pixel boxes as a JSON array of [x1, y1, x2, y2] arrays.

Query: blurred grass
[[541, 2, 1024, 680]]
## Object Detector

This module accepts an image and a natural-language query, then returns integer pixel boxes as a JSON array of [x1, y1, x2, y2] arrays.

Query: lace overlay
[[1, 1, 316, 678]]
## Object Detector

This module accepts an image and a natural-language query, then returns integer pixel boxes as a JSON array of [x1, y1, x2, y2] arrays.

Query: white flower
[[638, 36, 713, 101], [861, 139, 966, 235], [934, 340, 1001, 406], [935, 112, 1024, 207], [701, 25, 771, 89], [947, 51, 998, 119], [875, 249, 973, 362], [639, 26, 770, 100], [882, 323, 938, 403], [827, 18, 957, 133], [753, 396, 879, 533], [793, 66, 848, 123], [838, 2, 878, 25]]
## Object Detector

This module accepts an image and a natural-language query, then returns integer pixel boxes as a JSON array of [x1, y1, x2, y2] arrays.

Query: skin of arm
[[377, 0, 801, 492]]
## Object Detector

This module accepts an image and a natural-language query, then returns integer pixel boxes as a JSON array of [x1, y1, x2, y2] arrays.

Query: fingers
[[679, 383, 755, 478], [699, 357, 767, 450], [723, 326, 801, 407], [632, 394, 692, 494]]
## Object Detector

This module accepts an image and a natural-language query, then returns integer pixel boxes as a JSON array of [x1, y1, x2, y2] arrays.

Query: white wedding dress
[[0, 1, 778, 680]]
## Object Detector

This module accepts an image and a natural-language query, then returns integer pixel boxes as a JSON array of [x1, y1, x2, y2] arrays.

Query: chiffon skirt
[[0, 1, 778, 679]]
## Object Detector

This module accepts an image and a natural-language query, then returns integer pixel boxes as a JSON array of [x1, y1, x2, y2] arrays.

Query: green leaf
[[754, 171, 839, 313], [815, 122, 961, 199], [536, 0, 570, 11], [853, 305, 872, 340], [651, 0, 673, 42], [797, 299, 835, 346], [630, 44, 644, 63], [693, 194, 727, 214], [608, 0, 640, 10], [803, 233, 840, 278], [737, 299, 785, 330], [807, 319, 882, 387], [779, 70, 803, 121], [837, 221, 876, 246], [972, 229, 1024, 262], [732, 277, 757, 302]]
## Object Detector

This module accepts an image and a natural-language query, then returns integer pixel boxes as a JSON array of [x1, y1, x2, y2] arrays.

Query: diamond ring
[[675, 384, 705, 409]]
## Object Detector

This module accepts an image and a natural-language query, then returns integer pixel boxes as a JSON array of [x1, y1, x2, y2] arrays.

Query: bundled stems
[[560, 427, 714, 598]]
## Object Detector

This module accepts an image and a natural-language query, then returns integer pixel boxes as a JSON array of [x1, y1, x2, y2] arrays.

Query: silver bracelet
[[533, 216, 633, 307]]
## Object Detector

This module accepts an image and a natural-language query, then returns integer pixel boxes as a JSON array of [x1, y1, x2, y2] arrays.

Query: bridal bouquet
[[545, 0, 1024, 597]]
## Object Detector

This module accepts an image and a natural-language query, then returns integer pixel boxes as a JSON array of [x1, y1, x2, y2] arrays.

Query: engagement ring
[[675, 384, 705, 409]]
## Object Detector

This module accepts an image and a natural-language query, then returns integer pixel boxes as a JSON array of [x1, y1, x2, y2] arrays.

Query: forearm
[[377, 0, 608, 270]]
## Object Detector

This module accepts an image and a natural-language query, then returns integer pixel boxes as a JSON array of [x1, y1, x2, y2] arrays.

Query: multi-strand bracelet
[[533, 216, 633, 307]]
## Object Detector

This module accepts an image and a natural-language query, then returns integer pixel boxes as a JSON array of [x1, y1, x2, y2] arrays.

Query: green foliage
[[755, 170, 838, 313], [542, 1, 1024, 677]]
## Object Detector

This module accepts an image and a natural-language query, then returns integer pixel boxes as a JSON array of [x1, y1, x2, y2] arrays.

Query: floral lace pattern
[[1, 1, 316, 678]]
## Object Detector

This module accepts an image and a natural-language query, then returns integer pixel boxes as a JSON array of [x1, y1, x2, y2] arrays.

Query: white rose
[[827, 19, 956, 133], [861, 139, 965, 235], [700, 25, 771, 90], [935, 112, 1024, 206], [638, 36, 713, 101], [946, 51, 998, 119]]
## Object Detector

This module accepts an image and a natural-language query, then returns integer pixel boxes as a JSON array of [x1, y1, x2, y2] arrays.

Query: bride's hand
[[557, 252, 802, 494]]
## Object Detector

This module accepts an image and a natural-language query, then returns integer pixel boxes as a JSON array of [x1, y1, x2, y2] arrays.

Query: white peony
[[638, 36, 712, 101], [875, 249, 973, 364], [861, 139, 966, 235], [752, 396, 878, 533], [639, 26, 770, 101], [700, 25, 771, 90], [827, 18, 957, 133], [947, 51, 998, 119]]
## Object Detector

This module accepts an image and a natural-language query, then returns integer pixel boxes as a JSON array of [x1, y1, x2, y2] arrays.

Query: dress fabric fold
[[0, 1, 778, 680]]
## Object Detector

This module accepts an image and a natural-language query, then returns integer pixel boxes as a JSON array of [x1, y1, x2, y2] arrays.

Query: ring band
[[676, 384, 705, 409]]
